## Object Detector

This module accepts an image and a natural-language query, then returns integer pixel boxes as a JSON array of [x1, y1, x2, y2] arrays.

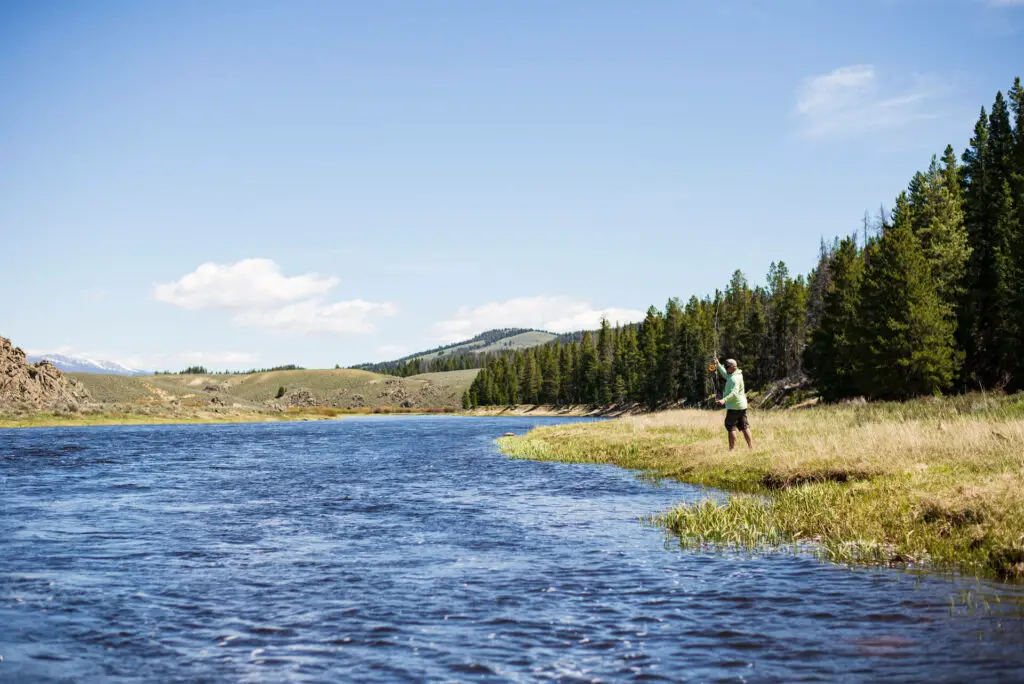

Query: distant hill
[[26, 352, 150, 376], [71, 367, 478, 411], [354, 328, 557, 374]]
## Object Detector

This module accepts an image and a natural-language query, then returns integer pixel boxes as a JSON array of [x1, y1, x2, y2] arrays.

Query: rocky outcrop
[[0, 336, 91, 411]]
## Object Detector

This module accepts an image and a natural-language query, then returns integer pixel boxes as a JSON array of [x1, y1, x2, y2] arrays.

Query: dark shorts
[[725, 409, 749, 432]]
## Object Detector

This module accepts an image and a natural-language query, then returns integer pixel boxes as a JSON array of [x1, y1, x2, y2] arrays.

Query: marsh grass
[[498, 393, 1024, 579]]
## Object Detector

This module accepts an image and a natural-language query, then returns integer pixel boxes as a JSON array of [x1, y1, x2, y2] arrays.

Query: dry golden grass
[[498, 394, 1024, 579]]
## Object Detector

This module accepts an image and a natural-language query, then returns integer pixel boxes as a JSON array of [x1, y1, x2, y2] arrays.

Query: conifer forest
[[463, 78, 1024, 409]]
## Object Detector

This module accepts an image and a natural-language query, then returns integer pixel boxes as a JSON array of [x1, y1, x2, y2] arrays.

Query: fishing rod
[[706, 296, 721, 402]]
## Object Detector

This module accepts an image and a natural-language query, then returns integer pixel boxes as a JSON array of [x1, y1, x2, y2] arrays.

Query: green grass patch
[[498, 393, 1024, 580]]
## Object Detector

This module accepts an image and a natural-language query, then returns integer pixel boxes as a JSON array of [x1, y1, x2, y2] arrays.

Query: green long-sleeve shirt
[[716, 363, 748, 410]]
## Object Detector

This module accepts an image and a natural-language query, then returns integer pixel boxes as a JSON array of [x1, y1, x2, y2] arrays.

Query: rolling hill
[[70, 367, 479, 411], [355, 328, 557, 374]]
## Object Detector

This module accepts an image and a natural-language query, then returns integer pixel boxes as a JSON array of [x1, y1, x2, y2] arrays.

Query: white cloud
[[796, 65, 943, 139], [153, 258, 337, 310], [233, 299, 398, 335], [376, 344, 409, 357], [432, 296, 646, 343], [154, 258, 396, 336]]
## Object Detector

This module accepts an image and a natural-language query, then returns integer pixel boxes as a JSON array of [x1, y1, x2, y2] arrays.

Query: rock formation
[[0, 336, 92, 411]]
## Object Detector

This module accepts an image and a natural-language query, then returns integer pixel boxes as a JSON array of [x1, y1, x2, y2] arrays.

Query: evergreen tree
[[764, 262, 807, 379], [559, 343, 574, 404], [637, 306, 663, 406], [657, 298, 684, 402], [541, 345, 561, 404], [616, 324, 641, 401], [804, 240, 835, 340], [962, 92, 1020, 388], [596, 317, 614, 404], [804, 236, 864, 400], [857, 193, 959, 398], [909, 151, 970, 307], [577, 331, 598, 403]]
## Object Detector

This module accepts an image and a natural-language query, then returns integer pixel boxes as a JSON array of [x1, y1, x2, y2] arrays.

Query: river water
[[1, 416, 1023, 682]]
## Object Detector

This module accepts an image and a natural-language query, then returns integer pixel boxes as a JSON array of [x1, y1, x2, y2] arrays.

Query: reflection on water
[[1, 416, 1023, 681]]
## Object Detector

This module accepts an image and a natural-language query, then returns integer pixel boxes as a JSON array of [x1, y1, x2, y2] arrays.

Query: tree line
[[465, 77, 1024, 408], [155, 364, 305, 376]]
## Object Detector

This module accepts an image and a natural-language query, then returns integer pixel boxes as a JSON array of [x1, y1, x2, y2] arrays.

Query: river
[[2, 416, 1023, 681]]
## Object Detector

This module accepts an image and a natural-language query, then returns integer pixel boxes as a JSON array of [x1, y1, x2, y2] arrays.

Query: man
[[714, 357, 752, 451]]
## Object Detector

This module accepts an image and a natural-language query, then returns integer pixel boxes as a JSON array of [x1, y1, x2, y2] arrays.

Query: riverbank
[[0, 405, 457, 429], [462, 404, 637, 418], [0, 401, 611, 428], [497, 393, 1024, 579]]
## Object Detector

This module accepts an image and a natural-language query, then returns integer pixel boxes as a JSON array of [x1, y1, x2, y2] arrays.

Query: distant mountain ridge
[[354, 328, 557, 374], [1, 336, 92, 410], [26, 352, 151, 376]]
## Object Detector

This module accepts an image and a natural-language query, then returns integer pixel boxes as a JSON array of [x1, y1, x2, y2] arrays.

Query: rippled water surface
[[2, 417, 1024, 682]]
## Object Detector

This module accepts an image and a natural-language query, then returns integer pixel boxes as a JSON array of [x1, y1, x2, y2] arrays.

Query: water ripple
[[2, 417, 1023, 682]]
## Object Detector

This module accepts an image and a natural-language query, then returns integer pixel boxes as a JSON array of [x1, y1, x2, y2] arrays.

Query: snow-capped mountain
[[25, 353, 151, 376]]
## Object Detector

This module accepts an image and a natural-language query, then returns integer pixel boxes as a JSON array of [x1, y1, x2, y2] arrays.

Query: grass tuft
[[498, 393, 1024, 580]]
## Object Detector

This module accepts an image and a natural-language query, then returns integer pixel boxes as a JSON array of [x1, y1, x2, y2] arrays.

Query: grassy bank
[[497, 393, 1024, 579], [0, 405, 458, 429]]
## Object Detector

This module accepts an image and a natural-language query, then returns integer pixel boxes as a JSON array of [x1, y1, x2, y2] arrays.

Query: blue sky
[[2, 1, 1022, 370]]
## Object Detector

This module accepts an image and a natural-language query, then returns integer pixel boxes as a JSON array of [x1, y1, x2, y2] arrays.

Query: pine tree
[[577, 331, 598, 403], [857, 193, 959, 398], [909, 151, 970, 306], [657, 298, 684, 402], [961, 106, 994, 385], [804, 236, 864, 400], [616, 324, 641, 401], [804, 240, 835, 340], [559, 343, 574, 404], [961, 92, 1021, 388], [541, 345, 561, 404], [596, 317, 614, 404], [637, 306, 663, 406], [764, 262, 807, 379], [1007, 77, 1024, 390]]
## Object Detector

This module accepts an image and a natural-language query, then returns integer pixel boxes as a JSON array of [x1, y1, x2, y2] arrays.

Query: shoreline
[[496, 393, 1024, 580], [0, 406, 460, 429], [460, 404, 636, 418], [0, 403, 631, 429]]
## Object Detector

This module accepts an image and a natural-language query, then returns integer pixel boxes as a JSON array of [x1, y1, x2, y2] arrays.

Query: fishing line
[[708, 297, 722, 401]]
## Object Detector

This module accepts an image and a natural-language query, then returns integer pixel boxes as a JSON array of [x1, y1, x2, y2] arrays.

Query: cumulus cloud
[[796, 65, 943, 139], [433, 296, 646, 343], [153, 258, 338, 310], [233, 299, 398, 335], [154, 258, 395, 335]]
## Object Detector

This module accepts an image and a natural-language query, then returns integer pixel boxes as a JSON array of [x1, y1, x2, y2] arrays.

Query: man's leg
[[727, 429, 736, 451], [741, 428, 753, 449]]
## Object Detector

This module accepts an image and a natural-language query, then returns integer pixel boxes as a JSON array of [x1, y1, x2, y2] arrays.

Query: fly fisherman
[[714, 357, 752, 451]]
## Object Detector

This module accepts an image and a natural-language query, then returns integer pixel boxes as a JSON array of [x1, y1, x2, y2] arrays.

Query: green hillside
[[71, 367, 479, 411], [416, 330, 557, 361], [355, 328, 557, 375]]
